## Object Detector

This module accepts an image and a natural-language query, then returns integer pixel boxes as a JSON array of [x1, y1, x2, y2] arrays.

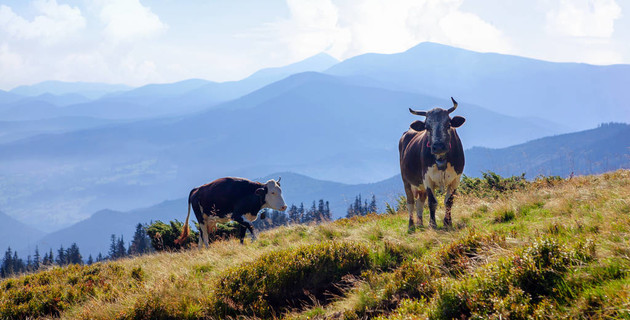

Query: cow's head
[[409, 97, 465, 169], [256, 177, 287, 212]]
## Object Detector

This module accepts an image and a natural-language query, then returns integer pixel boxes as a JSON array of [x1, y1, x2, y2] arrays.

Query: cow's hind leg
[[415, 189, 427, 227], [427, 188, 438, 228], [197, 223, 205, 249], [404, 183, 415, 231]]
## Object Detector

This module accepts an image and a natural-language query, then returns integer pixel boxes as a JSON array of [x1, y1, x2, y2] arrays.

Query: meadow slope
[[1, 170, 629, 319]]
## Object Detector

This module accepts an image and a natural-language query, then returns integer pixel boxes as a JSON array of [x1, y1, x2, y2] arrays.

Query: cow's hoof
[[407, 224, 416, 234], [443, 219, 453, 228], [429, 220, 437, 229]]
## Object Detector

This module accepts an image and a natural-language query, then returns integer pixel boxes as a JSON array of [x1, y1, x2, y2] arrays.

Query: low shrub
[[0, 263, 125, 319], [428, 238, 596, 319], [435, 232, 500, 276], [146, 220, 196, 251], [210, 241, 371, 318], [459, 171, 528, 198]]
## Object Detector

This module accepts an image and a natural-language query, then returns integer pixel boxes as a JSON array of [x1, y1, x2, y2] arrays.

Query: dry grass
[[0, 170, 629, 319]]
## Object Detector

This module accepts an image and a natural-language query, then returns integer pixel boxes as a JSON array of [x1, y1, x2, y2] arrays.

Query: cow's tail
[[174, 199, 192, 245]]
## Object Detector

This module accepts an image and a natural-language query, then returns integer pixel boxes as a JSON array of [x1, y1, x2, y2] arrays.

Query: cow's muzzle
[[435, 154, 448, 170], [431, 142, 448, 155]]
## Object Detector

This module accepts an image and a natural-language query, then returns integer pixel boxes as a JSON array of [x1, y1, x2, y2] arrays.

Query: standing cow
[[399, 97, 465, 229], [175, 177, 287, 247]]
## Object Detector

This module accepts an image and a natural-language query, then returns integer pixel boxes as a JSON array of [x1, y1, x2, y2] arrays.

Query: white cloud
[[262, 0, 512, 62], [99, 0, 167, 42], [0, 0, 85, 43], [546, 0, 621, 37]]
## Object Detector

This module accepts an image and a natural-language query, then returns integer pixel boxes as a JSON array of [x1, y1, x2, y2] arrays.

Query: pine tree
[[96, 253, 104, 262], [369, 195, 377, 213], [33, 246, 41, 270], [298, 203, 305, 222], [108, 234, 117, 259], [129, 223, 151, 255], [324, 201, 331, 220], [87, 254, 94, 265], [288, 204, 299, 224], [11, 251, 24, 276], [47, 248, 54, 265], [56, 245, 66, 265], [116, 235, 126, 259], [318, 199, 325, 220], [68, 243, 82, 264], [1, 247, 14, 278]]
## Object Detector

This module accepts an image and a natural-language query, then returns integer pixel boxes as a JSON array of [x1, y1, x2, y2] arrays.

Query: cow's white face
[[263, 179, 287, 211]]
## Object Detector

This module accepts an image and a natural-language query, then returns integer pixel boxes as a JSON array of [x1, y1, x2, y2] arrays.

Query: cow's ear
[[410, 120, 425, 131], [451, 116, 466, 128], [255, 188, 266, 196]]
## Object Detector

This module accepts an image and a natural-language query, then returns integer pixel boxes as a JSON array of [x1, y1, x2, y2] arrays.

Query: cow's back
[[192, 177, 262, 218]]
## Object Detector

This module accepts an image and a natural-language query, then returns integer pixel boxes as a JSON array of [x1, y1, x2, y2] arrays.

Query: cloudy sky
[[0, 0, 627, 90]]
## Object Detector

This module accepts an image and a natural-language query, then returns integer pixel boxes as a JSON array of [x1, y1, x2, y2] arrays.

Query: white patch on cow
[[423, 163, 460, 192], [262, 179, 287, 211]]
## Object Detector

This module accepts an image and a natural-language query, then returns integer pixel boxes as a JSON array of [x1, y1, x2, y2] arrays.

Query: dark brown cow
[[399, 97, 465, 229], [175, 177, 287, 247]]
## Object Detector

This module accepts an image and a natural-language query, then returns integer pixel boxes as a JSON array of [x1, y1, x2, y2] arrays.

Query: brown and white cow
[[399, 97, 465, 229], [175, 177, 287, 247]]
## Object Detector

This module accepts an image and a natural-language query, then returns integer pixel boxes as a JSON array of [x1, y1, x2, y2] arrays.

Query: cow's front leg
[[415, 189, 427, 227], [426, 188, 438, 228], [444, 190, 455, 228], [404, 184, 415, 231], [232, 214, 254, 244]]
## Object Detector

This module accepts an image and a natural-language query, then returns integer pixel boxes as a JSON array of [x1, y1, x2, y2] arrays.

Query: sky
[[0, 0, 628, 90]]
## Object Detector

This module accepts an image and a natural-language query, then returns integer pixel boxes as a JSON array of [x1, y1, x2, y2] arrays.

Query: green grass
[[1, 170, 630, 319]]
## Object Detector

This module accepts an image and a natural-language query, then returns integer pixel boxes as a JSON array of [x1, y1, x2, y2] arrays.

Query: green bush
[[146, 220, 195, 251], [146, 220, 241, 251], [0, 264, 125, 319], [210, 241, 371, 318], [459, 171, 529, 198]]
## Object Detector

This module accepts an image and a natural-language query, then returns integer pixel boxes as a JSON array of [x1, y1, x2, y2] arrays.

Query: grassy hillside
[[1, 170, 629, 319]]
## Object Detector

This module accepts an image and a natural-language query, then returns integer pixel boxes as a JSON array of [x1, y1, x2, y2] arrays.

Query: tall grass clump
[[209, 241, 371, 318]]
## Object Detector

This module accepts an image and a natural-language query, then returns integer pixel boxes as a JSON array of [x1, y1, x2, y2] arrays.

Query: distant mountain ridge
[[465, 122, 630, 178], [10, 81, 132, 99], [0, 211, 42, 254], [326, 42, 630, 129]]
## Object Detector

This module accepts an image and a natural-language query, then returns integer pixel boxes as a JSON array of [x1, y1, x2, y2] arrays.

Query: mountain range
[[326, 42, 630, 130], [0, 42, 628, 252]]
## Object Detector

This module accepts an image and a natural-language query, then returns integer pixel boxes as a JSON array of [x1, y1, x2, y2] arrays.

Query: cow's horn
[[448, 97, 458, 113], [277, 176, 281, 184], [409, 108, 427, 116]]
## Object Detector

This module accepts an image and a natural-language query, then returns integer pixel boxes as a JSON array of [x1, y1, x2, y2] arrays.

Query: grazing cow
[[399, 97, 466, 229], [175, 177, 287, 247]]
